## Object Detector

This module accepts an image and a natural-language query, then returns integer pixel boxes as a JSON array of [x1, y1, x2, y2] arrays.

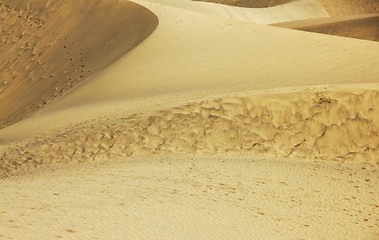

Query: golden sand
[[0, 0, 378, 239]]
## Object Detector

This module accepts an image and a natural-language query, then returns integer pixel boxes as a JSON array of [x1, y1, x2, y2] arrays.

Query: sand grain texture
[[1, 88, 379, 177], [0, 0, 158, 128], [1, 155, 378, 240], [0, 0, 378, 239]]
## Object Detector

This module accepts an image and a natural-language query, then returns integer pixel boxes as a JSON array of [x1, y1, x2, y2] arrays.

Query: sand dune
[[140, 0, 329, 24], [318, 0, 379, 16], [0, 0, 158, 128], [273, 14, 379, 42], [194, 0, 379, 16], [1, 0, 379, 239], [1, 0, 378, 169], [1, 0, 378, 147], [1, 87, 378, 177], [193, 0, 294, 8]]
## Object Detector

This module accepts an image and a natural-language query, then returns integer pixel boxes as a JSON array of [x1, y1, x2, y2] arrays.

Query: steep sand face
[[318, 0, 379, 16], [273, 14, 379, 42], [0, 0, 158, 128]]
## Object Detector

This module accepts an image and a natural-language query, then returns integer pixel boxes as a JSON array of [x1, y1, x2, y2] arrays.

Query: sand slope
[[140, 0, 329, 24], [1, 87, 378, 177], [1, 0, 378, 157], [194, 0, 379, 16], [318, 0, 379, 16], [0, 0, 158, 128], [0, 0, 379, 239], [37, 0, 379, 109], [273, 14, 379, 42]]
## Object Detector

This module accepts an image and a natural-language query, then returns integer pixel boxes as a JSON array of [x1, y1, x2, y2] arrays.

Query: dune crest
[[142, 0, 329, 24], [0, 0, 158, 129], [191, 0, 379, 41], [192, 0, 293, 8], [1, 87, 378, 177], [273, 14, 379, 42]]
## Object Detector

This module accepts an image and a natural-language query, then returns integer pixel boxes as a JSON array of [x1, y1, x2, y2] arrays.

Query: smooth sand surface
[[139, 0, 329, 24], [195, 0, 379, 41], [0, 0, 378, 239], [194, 0, 379, 16]]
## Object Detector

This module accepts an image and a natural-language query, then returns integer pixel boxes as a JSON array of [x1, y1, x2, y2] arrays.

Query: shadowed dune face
[[273, 14, 379, 42], [318, 0, 379, 16], [0, 0, 158, 128]]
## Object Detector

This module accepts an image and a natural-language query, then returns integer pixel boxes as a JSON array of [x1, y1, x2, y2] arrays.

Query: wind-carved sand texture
[[1, 88, 378, 177], [0, 0, 158, 128]]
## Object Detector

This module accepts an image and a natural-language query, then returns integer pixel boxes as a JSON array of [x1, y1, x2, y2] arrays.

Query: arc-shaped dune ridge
[[0, 0, 158, 128], [1, 88, 378, 177], [193, 0, 379, 41], [273, 14, 379, 42], [141, 0, 329, 25]]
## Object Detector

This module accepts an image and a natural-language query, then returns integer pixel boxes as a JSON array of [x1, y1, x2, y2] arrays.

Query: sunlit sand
[[0, 0, 378, 239]]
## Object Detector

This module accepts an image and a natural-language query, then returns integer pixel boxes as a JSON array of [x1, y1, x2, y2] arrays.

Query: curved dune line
[[1, 88, 378, 177], [142, 0, 329, 24], [0, 0, 158, 129], [273, 14, 379, 42]]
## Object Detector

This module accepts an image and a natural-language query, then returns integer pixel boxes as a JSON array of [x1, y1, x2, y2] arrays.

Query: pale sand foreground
[[1, 155, 378, 240], [0, 0, 379, 239]]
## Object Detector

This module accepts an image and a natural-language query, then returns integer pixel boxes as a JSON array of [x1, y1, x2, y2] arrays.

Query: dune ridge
[[0, 0, 158, 129], [0, 1, 378, 239], [273, 14, 379, 42], [193, 0, 379, 16], [140, 0, 329, 24], [1, 87, 378, 177]]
